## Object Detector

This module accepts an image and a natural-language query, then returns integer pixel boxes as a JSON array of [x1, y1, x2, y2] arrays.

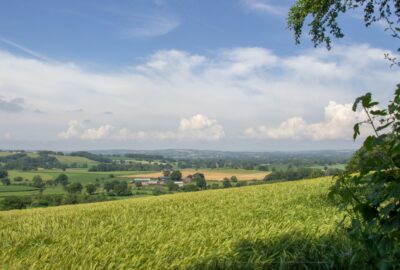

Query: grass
[[0, 177, 359, 269], [0, 185, 39, 198], [310, 164, 347, 170], [126, 168, 269, 181], [8, 169, 155, 185], [51, 154, 100, 166]]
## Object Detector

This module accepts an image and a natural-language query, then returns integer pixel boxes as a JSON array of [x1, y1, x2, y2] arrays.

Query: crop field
[[0, 185, 39, 198], [8, 169, 154, 184], [125, 168, 269, 181], [0, 177, 358, 269], [50, 155, 99, 166]]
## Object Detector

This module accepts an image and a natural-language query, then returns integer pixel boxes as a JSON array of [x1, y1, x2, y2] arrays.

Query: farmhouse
[[183, 175, 193, 183], [134, 178, 159, 186]]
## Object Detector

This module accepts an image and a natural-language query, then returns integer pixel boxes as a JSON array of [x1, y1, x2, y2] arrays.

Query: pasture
[[0, 177, 359, 269], [125, 168, 269, 181]]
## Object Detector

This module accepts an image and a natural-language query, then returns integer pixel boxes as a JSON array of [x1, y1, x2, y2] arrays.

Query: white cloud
[[59, 115, 224, 141], [246, 102, 369, 140], [0, 43, 398, 149], [58, 120, 83, 139], [177, 114, 225, 140], [242, 0, 286, 15], [58, 121, 113, 140], [81, 125, 114, 140]]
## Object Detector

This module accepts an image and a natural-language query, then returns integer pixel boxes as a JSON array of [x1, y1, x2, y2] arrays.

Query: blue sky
[[0, 0, 398, 151]]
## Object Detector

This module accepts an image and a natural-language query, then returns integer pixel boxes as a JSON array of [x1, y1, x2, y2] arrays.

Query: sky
[[0, 0, 398, 151]]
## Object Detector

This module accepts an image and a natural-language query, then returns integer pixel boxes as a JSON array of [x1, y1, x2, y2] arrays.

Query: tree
[[0, 169, 8, 179], [86, 184, 96, 195], [166, 180, 179, 191], [288, 0, 399, 60], [32, 175, 45, 191], [103, 181, 114, 192], [1, 178, 10, 186], [13, 176, 23, 182], [288, 0, 400, 267], [162, 169, 171, 177], [170, 170, 182, 181], [65, 182, 83, 194], [103, 180, 131, 196], [222, 178, 232, 188], [194, 173, 207, 190], [329, 89, 400, 268], [114, 181, 132, 196], [230, 176, 238, 183], [55, 174, 69, 186]]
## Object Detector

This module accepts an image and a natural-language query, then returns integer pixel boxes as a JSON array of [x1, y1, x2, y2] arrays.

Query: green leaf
[[353, 123, 360, 140], [363, 136, 375, 151]]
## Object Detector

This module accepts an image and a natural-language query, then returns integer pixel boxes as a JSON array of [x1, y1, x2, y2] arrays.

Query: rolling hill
[[0, 177, 360, 269]]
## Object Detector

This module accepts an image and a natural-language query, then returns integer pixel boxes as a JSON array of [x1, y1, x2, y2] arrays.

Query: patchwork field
[[51, 155, 100, 166], [125, 168, 269, 181], [0, 177, 358, 269]]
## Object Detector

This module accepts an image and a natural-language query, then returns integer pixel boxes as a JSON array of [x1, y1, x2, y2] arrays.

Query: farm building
[[183, 175, 193, 183]]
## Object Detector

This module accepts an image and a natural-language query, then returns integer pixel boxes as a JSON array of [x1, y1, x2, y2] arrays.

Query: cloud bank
[[58, 114, 225, 141], [0, 43, 398, 149]]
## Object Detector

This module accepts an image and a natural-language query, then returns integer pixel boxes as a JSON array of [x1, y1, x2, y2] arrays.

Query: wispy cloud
[[242, 0, 286, 16], [123, 15, 180, 38], [0, 37, 55, 62]]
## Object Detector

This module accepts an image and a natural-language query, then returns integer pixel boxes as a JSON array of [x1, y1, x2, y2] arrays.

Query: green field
[[8, 169, 154, 184], [0, 177, 359, 269], [51, 154, 100, 166]]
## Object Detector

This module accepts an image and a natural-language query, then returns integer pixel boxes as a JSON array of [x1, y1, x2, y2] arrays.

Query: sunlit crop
[[0, 177, 356, 269]]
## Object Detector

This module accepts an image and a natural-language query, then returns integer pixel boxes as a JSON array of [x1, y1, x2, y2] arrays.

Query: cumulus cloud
[[246, 102, 369, 140], [81, 125, 114, 140], [58, 121, 114, 140], [58, 120, 84, 139], [59, 115, 224, 141], [177, 114, 225, 140]]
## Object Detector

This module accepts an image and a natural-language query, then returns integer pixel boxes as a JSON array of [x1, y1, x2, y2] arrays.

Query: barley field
[[125, 168, 269, 181], [0, 177, 358, 269]]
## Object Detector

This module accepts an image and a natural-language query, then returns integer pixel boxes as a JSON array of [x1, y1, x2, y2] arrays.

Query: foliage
[[86, 184, 97, 195], [0, 178, 365, 269], [54, 173, 69, 186], [103, 180, 132, 196], [0, 169, 8, 178], [330, 87, 400, 268], [264, 166, 341, 181], [166, 180, 179, 191], [170, 170, 182, 181], [0, 153, 62, 170], [222, 178, 232, 188], [194, 173, 207, 190], [65, 182, 83, 194], [1, 196, 32, 210], [1, 178, 11, 186], [69, 151, 112, 163], [288, 0, 400, 56], [181, 184, 199, 192], [32, 175, 45, 191], [89, 162, 166, 172], [13, 176, 23, 182], [230, 175, 238, 182]]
